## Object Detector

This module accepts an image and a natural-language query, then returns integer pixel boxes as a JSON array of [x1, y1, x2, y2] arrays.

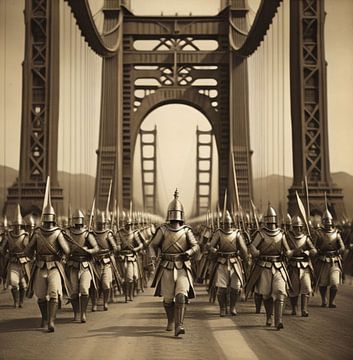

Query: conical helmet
[[167, 189, 184, 222], [13, 204, 24, 226], [264, 203, 277, 225], [285, 213, 292, 226], [96, 209, 106, 224], [25, 214, 35, 228], [42, 176, 56, 223], [72, 209, 85, 225], [292, 215, 304, 227], [322, 209, 333, 225], [223, 210, 232, 225]]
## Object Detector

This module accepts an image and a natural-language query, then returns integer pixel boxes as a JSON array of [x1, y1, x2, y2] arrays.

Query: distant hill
[[0, 165, 352, 218]]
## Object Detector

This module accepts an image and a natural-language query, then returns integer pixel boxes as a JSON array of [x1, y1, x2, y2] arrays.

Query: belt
[[37, 254, 57, 262], [161, 253, 184, 261], [217, 251, 237, 258], [259, 255, 282, 262], [322, 250, 339, 257], [291, 256, 308, 261], [70, 255, 91, 262], [119, 250, 134, 256]]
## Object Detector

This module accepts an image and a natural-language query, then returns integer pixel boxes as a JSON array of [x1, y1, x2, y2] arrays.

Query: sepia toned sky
[[0, 0, 352, 213]]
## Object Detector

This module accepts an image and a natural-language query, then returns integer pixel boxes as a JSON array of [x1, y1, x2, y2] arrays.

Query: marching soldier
[[343, 220, 353, 276], [66, 209, 99, 323], [287, 216, 317, 317], [0, 205, 31, 308], [116, 214, 144, 301], [246, 204, 292, 330], [208, 210, 248, 317], [25, 177, 71, 332], [315, 209, 345, 308], [92, 210, 121, 311], [150, 189, 199, 337]]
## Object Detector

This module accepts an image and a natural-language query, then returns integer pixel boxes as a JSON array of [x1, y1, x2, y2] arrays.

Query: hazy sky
[[0, 0, 352, 213]]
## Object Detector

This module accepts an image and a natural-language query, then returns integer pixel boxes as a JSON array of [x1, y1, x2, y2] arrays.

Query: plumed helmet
[[322, 209, 333, 225], [292, 215, 304, 227], [167, 189, 184, 222], [96, 210, 106, 224], [72, 209, 85, 225], [264, 203, 277, 225], [13, 204, 24, 226]]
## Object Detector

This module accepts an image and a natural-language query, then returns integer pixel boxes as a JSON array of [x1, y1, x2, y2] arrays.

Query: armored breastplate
[[8, 231, 28, 253], [218, 230, 239, 252], [36, 227, 62, 255], [119, 230, 136, 250], [94, 230, 112, 249], [258, 229, 284, 255], [318, 230, 339, 251], [70, 229, 88, 254], [288, 233, 307, 250], [161, 226, 189, 254]]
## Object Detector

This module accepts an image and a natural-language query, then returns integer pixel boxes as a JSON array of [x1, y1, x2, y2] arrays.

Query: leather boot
[[301, 294, 309, 317], [274, 296, 285, 330], [48, 299, 58, 333], [90, 288, 98, 312], [263, 297, 273, 327], [38, 300, 48, 328], [80, 295, 89, 323], [319, 286, 327, 307], [71, 295, 80, 322], [174, 294, 186, 337], [163, 301, 175, 331], [254, 293, 263, 314], [19, 288, 25, 308], [217, 288, 227, 317], [128, 282, 134, 301], [229, 288, 240, 316], [329, 287, 337, 308], [11, 288, 19, 308], [103, 289, 110, 311], [290, 296, 298, 315]]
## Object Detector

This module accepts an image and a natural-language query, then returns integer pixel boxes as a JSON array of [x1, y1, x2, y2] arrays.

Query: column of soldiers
[[0, 181, 352, 337]]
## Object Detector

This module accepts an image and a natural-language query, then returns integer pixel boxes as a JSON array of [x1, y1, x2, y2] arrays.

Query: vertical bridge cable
[[2, 0, 6, 212]]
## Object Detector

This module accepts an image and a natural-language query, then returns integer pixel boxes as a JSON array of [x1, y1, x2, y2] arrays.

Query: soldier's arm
[[306, 236, 317, 257], [133, 232, 144, 253], [58, 231, 71, 256], [149, 227, 164, 258], [185, 228, 200, 257], [23, 233, 30, 247], [337, 233, 345, 254], [248, 231, 262, 257], [137, 230, 148, 249], [208, 231, 220, 254], [24, 233, 37, 258], [86, 232, 99, 254], [107, 232, 118, 253], [237, 232, 249, 260], [115, 232, 122, 252], [282, 234, 293, 258], [0, 236, 8, 255]]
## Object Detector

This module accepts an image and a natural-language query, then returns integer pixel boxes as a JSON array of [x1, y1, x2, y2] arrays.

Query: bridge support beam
[[288, 0, 345, 218], [4, 0, 63, 217]]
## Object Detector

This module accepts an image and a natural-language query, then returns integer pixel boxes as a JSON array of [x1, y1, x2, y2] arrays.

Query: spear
[[88, 198, 95, 232], [304, 175, 310, 218], [216, 203, 220, 229], [222, 188, 228, 224], [105, 179, 113, 221], [250, 199, 260, 230], [295, 191, 311, 237]]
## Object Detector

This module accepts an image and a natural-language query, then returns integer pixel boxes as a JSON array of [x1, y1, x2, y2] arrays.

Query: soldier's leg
[[328, 266, 341, 308], [18, 272, 27, 308], [126, 262, 134, 301], [9, 264, 20, 308], [160, 269, 176, 331], [102, 265, 112, 310], [90, 286, 98, 312], [47, 268, 62, 333], [215, 264, 228, 317], [174, 269, 190, 337], [34, 268, 49, 328], [256, 269, 272, 326], [272, 271, 287, 330], [69, 269, 80, 321], [229, 273, 241, 316], [319, 263, 330, 307], [300, 270, 312, 317], [254, 293, 263, 314], [79, 270, 92, 323], [289, 268, 299, 315]]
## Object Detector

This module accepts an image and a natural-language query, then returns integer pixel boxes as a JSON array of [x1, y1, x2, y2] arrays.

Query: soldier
[[25, 178, 71, 332], [208, 210, 248, 317], [150, 189, 199, 337], [343, 221, 353, 276], [0, 216, 9, 289], [0, 205, 31, 308], [116, 214, 144, 301], [92, 210, 121, 311], [246, 204, 292, 330], [67, 209, 99, 323], [315, 209, 345, 308], [24, 214, 36, 237], [287, 216, 317, 317]]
